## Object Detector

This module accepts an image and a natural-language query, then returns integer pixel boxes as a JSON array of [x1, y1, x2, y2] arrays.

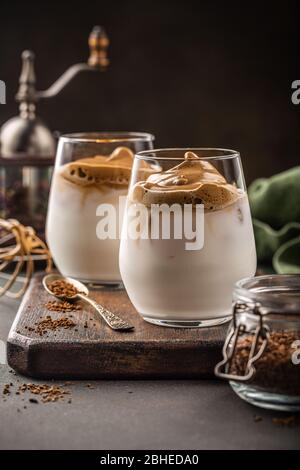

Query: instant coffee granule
[[272, 416, 297, 427], [253, 415, 262, 423], [48, 279, 79, 297], [35, 316, 76, 336], [2, 384, 11, 395], [45, 300, 81, 313], [230, 330, 300, 395], [18, 383, 70, 403]]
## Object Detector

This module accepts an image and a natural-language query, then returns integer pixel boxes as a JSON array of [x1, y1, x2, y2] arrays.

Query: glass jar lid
[[215, 274, 300, 383], [234, 274, 300, 316]]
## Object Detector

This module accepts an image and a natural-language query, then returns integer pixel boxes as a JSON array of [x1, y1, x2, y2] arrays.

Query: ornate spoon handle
[[78, 293, 134, 331]]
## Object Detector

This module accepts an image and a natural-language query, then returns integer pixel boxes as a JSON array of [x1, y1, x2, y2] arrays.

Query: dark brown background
[[1, 0, 300, 183]]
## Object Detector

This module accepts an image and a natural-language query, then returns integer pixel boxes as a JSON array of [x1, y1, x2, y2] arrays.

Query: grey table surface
[[0, 295, 299, 451]]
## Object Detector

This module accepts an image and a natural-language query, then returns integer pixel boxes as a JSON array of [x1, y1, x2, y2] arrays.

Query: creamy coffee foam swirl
[[60, 147, 152, 188], [130, 151, 241, 210]]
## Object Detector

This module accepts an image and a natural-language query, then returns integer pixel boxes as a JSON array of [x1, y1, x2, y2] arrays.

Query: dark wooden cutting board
[[7, 273, 228, 379]]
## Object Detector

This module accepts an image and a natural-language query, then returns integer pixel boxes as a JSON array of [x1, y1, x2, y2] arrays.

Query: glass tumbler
[[46, 132, 154, 284], [119, 148, 257, 327]]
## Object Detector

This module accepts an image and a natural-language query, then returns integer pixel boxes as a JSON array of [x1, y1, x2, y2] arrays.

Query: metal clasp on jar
[[215, 302, 269, 382]]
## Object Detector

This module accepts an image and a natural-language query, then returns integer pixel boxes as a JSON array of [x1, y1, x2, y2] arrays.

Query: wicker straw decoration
[[0, 218, 52, 298]]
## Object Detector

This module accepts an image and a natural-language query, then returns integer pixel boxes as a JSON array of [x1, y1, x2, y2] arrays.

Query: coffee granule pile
[[48, 279, 78, 297], [45, 300, 81, 313], [18, 383, 70, 403], [230, 330, 300, 396], [35, 316, 76, 336]]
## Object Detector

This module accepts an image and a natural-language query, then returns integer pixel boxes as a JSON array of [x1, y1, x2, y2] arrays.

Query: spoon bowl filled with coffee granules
[[43, 274, 134, 331], [43, 274, 87, 300]]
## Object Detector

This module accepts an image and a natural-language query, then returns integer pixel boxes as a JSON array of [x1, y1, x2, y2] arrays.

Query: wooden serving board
[[7, 274, 227, 379]]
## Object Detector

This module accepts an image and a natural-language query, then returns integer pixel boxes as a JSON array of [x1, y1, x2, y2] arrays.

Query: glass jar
[[215, 275, 300, 411], [46, 132, 154, 285], [0, 155, 53, 240], [119, 148, 257, 327]]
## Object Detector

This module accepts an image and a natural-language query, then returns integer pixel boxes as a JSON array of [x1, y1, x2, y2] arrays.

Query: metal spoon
[[42, 274, 134, 331]]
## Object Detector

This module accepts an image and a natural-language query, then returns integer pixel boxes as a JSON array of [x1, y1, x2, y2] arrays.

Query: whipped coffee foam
[[61, 147, 134, 187], [47, 146, 138, 282], [61, 147, 152, 188], [130, 151, 240, 210]]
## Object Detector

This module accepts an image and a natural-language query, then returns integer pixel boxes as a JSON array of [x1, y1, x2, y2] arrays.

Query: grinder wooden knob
[[88, 26, 109, 70]]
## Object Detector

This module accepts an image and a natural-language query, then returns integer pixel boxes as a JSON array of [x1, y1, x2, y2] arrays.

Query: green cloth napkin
[[248, 166, 300, 273]]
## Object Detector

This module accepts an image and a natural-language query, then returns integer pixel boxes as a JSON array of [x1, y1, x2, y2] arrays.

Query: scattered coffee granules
[[48, 279, 79, 297], [45, 300, 81, 313], [253, 415, 263, 423], [272, 416, 297, 427], [230, 330, 300, 396], [86, 383, 95, 389], [18, 383, 70, 403], [2, 384, 11, 395], [35, 315, 76, 336]]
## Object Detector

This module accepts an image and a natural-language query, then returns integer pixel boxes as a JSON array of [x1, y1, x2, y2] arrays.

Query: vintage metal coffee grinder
[[0, 26, 109, 238]]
